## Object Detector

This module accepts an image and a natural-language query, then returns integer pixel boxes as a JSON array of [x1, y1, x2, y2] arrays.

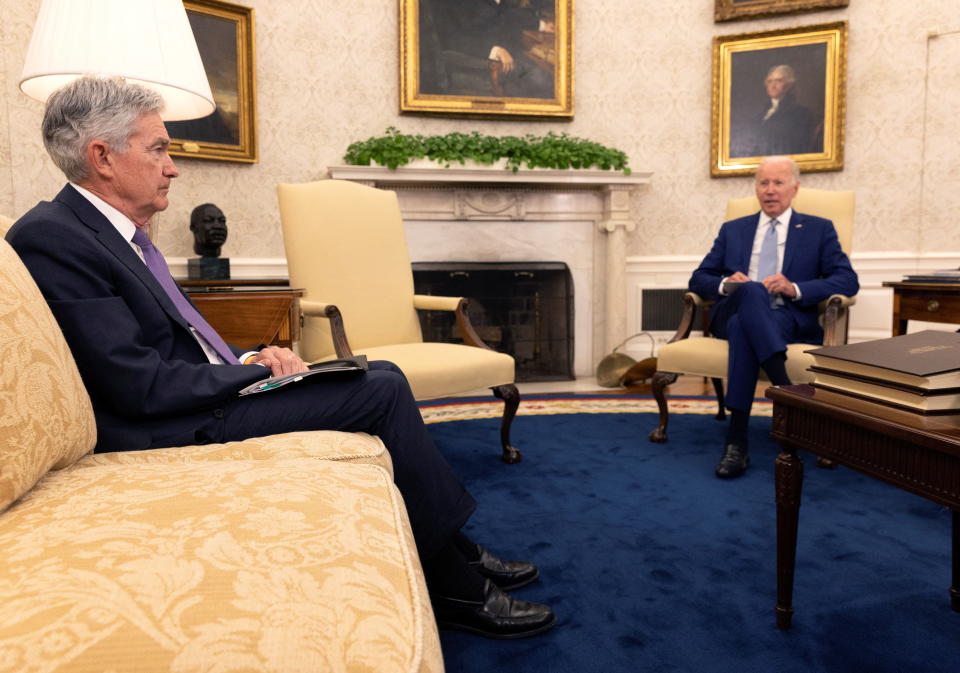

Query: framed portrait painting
[[166, 0, 257, 163], [715, 0, 849, 23], [399, 0, 574, 118], [711, 21, 847, 178]]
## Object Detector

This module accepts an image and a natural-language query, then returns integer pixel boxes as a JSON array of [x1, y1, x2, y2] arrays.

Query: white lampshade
[[20, 0, 215, 121]]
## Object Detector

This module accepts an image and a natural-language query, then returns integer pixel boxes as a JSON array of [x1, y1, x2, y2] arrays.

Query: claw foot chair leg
[[649, 371, 677, 443], [711, 378, 727, 420], [492, 384, 522, 464]]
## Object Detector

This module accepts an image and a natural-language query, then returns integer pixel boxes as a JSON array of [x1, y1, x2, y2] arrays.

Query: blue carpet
[[425, 406, 958, 673]]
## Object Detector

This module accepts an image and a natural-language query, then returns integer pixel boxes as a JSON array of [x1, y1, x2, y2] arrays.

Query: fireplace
[[413, 262, 574, 381], [327, 164, 652, 376]]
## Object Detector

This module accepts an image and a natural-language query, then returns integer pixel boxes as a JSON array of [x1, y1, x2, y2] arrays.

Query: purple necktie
[[131, 228, 239, 364]]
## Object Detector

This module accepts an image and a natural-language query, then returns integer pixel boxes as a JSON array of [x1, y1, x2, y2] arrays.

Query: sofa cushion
[[0, 240, 95, 513], [0, 457, 442, 673], [73, 430, 394, 477]]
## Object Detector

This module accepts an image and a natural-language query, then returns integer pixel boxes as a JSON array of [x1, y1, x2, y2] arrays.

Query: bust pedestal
[[188, 257, 230, 280]]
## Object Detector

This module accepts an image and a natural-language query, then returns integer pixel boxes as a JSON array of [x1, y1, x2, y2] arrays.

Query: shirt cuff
[[791, 283, 802, 301], [239, 350, 263, 365]]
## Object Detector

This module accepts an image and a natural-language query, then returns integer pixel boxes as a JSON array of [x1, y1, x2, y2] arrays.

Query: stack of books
[[903, 269, 960, 283], [806, 330, 960, 414]]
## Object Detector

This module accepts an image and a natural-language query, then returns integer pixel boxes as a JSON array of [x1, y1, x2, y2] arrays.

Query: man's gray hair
[[766, 64, 796, 84], [756, 155, 800, 184], [42, 75, 164, 183]]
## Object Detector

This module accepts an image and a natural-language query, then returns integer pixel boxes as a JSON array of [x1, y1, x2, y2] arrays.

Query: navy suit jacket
[[6, 185, 265, 452], [688, 210, 859, 343]]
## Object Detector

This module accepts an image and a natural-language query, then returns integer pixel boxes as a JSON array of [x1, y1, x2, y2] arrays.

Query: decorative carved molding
[[327, 164, 654, 371], [454, 190, 526, 220], [775, 451, 804, 509], [328, 165, 651, 188]]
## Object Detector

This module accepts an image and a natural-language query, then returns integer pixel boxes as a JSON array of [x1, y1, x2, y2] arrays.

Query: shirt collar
[[760, 207, 792, 229], [70, 182, 139, 243]]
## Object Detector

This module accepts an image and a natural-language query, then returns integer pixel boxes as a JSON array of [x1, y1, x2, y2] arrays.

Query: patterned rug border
[[419, 395, 773, 423]]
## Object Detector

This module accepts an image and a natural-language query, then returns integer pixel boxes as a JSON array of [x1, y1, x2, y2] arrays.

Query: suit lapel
[[782, 210, 804, 277], [56, 185, 193, 332], [741, 214, 761, 273]]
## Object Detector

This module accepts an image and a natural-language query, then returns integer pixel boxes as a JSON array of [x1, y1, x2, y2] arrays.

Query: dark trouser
[[710, 282, 801, 413], [201, 360, 477, 560]]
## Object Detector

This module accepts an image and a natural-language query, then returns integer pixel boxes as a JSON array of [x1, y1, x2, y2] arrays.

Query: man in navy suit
[[6, 75, 555, 639], [689, 156, 858, 478]]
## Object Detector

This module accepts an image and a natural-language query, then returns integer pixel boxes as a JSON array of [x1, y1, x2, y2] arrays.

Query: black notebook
[[238, 355, 368, 396]]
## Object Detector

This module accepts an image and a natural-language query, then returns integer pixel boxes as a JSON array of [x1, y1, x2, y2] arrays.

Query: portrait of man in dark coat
[[728, 43, 828, 160], [418, 0, 556, 100]]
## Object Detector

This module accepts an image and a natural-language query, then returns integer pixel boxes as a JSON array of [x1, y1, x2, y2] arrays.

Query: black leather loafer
[[715, 443, 750, 479], [432, 579, 556, 639], [468, 543, 540, 590]]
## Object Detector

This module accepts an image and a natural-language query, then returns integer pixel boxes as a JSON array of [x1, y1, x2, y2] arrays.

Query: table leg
[[952, 509, 960, 612], [775, 448, 804, 630]]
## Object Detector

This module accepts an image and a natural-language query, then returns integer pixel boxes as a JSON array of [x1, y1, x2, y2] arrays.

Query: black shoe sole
[[483, 567, 540, 592], [436, 612, 557, 639], [715, 460, 749, 479]]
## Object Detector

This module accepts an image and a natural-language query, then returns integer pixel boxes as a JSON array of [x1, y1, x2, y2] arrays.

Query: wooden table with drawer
[[178, 279, 302, 351], [882, 281, 960, 336]]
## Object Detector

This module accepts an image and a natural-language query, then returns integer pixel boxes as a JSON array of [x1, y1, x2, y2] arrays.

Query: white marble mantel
[[327, 164, 652, 375]]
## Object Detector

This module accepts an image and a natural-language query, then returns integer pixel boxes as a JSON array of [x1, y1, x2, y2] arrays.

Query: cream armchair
[[648, 188, 857, 443], [277, 179, 523, 463]]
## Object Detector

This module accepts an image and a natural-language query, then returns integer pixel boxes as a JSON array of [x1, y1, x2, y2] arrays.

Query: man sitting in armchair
[[688, 156, 859, 479]]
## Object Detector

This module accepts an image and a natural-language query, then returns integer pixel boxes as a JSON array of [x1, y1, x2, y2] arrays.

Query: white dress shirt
[[719, 207, 801, 300]]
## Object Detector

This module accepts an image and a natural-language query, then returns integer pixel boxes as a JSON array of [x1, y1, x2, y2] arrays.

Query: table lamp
[[19, 0, 215, 121]]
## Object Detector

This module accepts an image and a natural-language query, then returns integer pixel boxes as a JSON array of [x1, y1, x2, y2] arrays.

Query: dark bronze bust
[[190, 203, 227, 258]]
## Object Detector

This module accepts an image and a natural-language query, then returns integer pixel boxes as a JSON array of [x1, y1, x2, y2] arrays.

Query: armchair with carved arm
[[277, 179, 522, 463], [648, 188, 857, 443]]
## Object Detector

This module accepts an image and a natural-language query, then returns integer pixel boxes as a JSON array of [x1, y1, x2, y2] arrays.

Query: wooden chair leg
[[649, 370, 677, 443], [711, 378, 726, 420], [492, 384, 522, 464]]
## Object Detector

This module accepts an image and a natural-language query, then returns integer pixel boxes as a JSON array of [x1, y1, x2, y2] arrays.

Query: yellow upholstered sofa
[[0, 234, 443, 673]]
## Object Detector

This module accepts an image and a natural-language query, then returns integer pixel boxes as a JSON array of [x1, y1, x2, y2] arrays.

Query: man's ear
[[86, 140, 114, 179]]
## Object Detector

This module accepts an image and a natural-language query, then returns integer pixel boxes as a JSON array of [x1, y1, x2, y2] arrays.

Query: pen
[[258, 375, 303, 391]]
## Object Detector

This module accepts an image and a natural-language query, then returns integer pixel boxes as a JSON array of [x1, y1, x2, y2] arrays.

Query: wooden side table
[[768, 384, 960, 630], [178, 282, 303, 350], [882, 280, 960, 335]]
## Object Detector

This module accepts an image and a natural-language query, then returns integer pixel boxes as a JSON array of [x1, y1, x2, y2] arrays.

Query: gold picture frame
[[166, 0, 257, 163], [711, 21, 847, 178], [399, 0, 574, 119], [715, 0, 848, 23]]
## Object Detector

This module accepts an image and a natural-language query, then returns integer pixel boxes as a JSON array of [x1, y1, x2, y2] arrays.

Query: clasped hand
[[246, 345, 308, 377], [727, 271, 797, 298]]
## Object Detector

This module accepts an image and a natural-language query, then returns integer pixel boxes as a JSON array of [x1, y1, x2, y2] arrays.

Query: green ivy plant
[[343, 126, 631, 174]]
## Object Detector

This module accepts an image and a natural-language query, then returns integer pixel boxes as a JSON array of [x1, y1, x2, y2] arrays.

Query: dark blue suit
[[688, 210, 858, 412], [6, 184, 475, 558]]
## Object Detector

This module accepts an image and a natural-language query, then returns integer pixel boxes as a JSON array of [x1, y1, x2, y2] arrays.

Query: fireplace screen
[[412, 262, 574, 382]]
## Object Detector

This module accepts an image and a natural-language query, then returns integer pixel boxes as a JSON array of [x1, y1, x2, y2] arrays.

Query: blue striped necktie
[[758, 219, 782, 306]]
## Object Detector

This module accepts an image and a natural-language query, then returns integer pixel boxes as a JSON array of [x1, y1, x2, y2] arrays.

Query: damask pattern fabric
[[76, 430, 394, 477], [0, 240, 95, 513], [0, 458, 442, 673]]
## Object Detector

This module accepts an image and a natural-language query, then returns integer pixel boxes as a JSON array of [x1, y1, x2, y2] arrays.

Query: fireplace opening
[[412, 262, 574, 382]]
